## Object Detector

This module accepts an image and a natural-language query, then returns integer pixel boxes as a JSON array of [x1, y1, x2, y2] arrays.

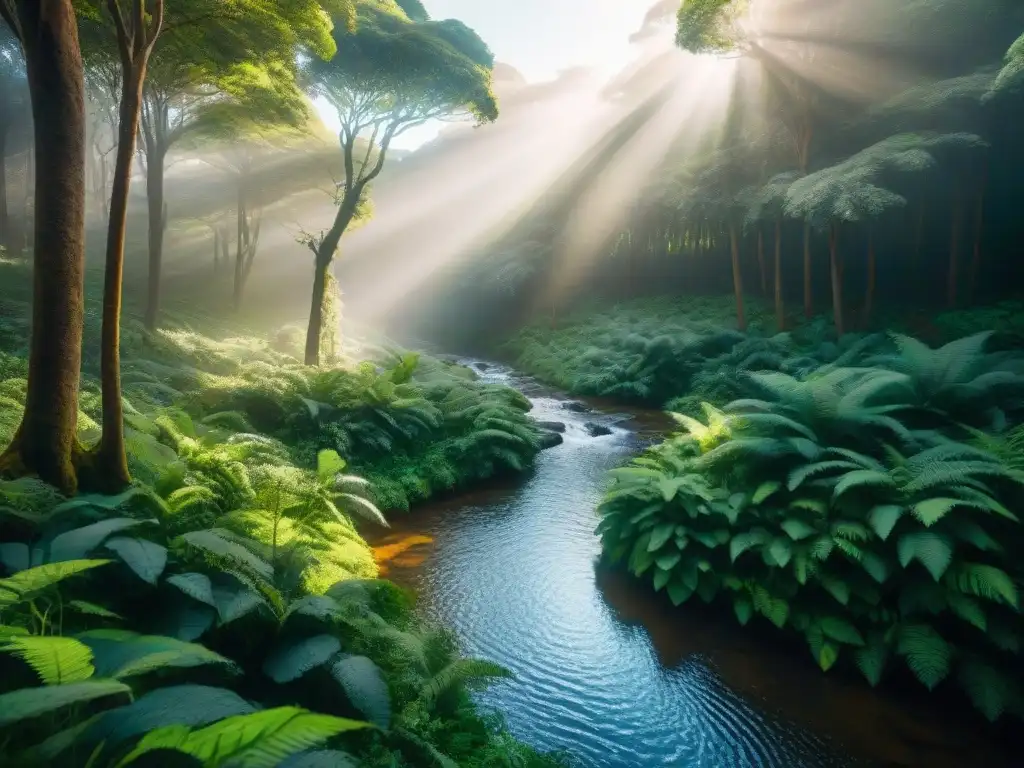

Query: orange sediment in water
[[373, 533, 434, 576]]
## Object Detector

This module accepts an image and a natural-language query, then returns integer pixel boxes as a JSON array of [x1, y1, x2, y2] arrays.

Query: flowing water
[[369, 363, 1010, 768]]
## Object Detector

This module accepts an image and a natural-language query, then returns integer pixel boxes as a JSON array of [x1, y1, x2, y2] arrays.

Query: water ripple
[[368, 363, 1009, 768]]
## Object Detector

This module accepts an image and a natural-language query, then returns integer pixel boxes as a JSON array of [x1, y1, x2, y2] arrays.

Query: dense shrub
[[597, 334, 1024, 722]]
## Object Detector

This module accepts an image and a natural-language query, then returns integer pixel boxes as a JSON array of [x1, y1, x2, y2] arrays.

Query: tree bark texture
[[0, 0, 87, 494]]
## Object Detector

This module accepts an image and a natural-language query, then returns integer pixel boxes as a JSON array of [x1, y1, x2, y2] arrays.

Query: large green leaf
[[751, 481, 781, 504], [0, 559, 112, 607], [1, 635, 95, 684], [910, 498, 960, 527], [105, 537, 168, 585], [854, 633, 889, 686], [316, 449, 347, 485], [819, 617, 864, 646], [0, 680, 130, 727], [77, 629, 238, 679], [115, 707, 370, 768], [178, 530, 273, 579], [47, 519, 154, 563], [733, 595, 753, 626], [167, 572, 217, 607], [330, 655, 391, 729], [647, 523, 675, 552], [263, 635, 342, 683], [84, 685, 256, 751], [897, 532, 954, 581], [212, 580, 268, 625], [729, 529, 769, 562], [949, 563, 1018, 608], [832, 470, 895, 499], [766, 537, 793, 568], [780, 519, 816, 541], [897, 624, 951, 690], [867, 505, 903, 541]]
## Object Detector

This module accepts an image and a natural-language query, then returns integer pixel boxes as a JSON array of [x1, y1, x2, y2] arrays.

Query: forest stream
[[368, 363, 1013, 768]]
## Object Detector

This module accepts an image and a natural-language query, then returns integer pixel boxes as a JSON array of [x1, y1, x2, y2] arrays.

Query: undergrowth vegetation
[[0, 268, 559, 766], [596, 328, 1024, 722], [507, 296, 1024, 415]]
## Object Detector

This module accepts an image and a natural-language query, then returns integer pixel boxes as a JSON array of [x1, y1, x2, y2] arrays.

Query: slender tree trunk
[[756, 227, 766, 295], [864, 230, 876, 328], [0, 0, 87, 494], [213, 227, 220, 272], [304, 187, 362, 365], [729, 222, 747, 332], [947, 197, 964, 309], [774, 219, 783, 332], [802, 221, 812, 319], [829, 223, 844, 336], [92, 65, 146, 491], [144, 144, 166, 330], [305, 258, 329, 366], [233, 177, 245, 311]]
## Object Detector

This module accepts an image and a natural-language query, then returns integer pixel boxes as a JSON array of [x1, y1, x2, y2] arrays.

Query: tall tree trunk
[[802, 222, 812, 319], [774, 219, 783, 332], [756, 227, 766, 295], [304, 186, 362, 365], [0, 0, 87, 494], [729, 222, 747, 332], [864, 230, 876, 328], [233, 177, 245, 311], [829, 223, 844, 336], [92, 64, 146, 491], [947, 197, 964, 309], [213, 227, 220, 272], [305, 258, 329, 366], [144, 144, 165, 330]]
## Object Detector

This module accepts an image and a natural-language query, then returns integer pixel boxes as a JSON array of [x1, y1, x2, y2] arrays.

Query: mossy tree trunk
[[0, 0, 87, 494], [304, 184, 363, 366]]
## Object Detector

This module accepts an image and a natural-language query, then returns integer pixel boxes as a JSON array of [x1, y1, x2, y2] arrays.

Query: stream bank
[[367, 362, 1010, 768]]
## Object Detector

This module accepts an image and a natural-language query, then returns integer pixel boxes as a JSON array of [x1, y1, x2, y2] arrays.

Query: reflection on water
[[368, 364, 1009, 768]]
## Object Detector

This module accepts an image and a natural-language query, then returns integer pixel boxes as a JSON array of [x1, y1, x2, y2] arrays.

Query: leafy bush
[[507, 296, 896, 409], [597, 349, 1024, 722], [0, 441, 563, 766]]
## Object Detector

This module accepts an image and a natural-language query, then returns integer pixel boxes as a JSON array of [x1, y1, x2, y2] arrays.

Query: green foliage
[[597, 340, 1024, 721], [507, 296, 894, 409], [675, 0, 750, 55], [0, 319, 560, 765]]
